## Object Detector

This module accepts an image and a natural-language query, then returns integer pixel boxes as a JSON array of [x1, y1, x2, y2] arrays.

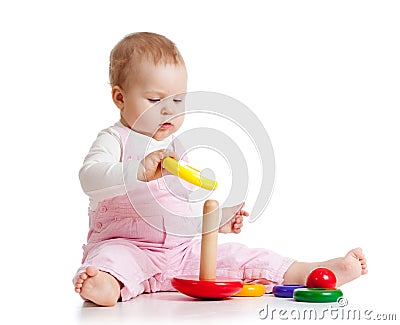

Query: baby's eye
[[173, 98, 182, 103], [148, 98, 161, 103]]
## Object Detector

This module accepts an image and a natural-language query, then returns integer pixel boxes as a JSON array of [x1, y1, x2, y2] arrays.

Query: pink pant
[[73, 195, 294, 301]]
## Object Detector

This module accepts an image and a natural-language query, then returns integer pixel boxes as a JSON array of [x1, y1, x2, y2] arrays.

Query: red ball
[[306, 267, 337, 289]]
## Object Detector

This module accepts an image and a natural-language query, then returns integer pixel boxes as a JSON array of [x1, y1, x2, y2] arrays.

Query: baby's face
[[116, 60, 187, 141]]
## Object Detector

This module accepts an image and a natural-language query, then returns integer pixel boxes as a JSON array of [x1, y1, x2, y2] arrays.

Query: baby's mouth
[[159, 122, 173, 130]]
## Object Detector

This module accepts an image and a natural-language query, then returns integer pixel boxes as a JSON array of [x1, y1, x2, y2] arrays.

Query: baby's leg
[[283, 248, 368, 287], [74, 239, 163, 305], [75, 266, 121, 307]]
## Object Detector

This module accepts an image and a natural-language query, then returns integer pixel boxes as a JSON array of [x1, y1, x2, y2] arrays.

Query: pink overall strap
[[111, 124, 180, 162], [110, 124, 129, 162]]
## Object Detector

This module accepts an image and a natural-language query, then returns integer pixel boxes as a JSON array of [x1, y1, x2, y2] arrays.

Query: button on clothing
[[74, 123, 294, 301]]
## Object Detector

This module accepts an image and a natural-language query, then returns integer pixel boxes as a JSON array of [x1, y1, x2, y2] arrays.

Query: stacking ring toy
[[172, 200, 243, 299], [233, 284, 266, 297], [171, 276, 243, 299], [273, 284, 306, 298], [162, 157, 218, 190], [293, 288, 343, 303]]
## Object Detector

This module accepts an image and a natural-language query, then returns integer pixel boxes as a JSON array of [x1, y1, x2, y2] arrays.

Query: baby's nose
[[160, 104, 174, 115]]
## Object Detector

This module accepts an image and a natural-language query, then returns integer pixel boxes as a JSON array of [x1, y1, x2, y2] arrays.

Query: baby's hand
[[137, 150, 177, 182], [219, 203, 249, 234]]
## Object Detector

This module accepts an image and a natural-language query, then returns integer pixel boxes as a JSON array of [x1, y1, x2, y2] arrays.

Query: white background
[[1, 0, 399, 323]]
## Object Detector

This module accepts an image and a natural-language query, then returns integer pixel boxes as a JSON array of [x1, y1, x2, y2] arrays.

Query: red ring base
[[171, 275, 243, 299]]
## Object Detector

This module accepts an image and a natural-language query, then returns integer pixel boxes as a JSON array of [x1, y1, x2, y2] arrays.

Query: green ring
[[293, 288, 343, 303]]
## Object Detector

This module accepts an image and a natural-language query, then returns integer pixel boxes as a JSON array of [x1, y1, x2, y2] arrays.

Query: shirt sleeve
[[78, 128, 142, 202]]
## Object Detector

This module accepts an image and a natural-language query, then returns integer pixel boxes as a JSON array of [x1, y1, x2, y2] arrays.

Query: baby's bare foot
[[326, 247, 368, 287], [284, 247, 368, 286], [74, 266, 121, 307]]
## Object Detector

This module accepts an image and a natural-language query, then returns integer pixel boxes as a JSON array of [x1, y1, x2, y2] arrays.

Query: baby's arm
[[79, 129, 142, 202]]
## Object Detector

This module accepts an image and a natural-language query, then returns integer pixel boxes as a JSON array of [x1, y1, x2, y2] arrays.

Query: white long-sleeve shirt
[[79, 122, 173, 210]]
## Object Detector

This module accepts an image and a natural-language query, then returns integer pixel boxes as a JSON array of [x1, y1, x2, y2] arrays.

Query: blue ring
[[273, 284, 306, 298]]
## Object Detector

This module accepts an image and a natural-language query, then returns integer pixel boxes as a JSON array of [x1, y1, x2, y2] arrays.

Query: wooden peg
[[199, 200, 219, 281]]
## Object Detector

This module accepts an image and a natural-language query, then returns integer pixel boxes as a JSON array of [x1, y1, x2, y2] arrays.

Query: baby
[[73, 32, 367, 307]]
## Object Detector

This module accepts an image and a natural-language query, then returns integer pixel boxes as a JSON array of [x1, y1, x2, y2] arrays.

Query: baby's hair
[[109, 32, 185, 90]]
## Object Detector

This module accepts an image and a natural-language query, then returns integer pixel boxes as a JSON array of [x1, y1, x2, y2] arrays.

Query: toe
[[354, 247, 363, 257], [79, 273, 88, 281], [86, 266, 99, 277], [349, 247, 364, 260]]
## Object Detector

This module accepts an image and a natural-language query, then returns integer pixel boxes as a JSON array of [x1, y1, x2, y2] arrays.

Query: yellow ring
[[233, 284, 265, 297], [162, 157, 218, 190]]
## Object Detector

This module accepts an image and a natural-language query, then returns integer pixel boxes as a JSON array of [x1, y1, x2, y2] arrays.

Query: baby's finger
[[233, 228, 241, 234], [148, 149, 166, 161], [234, 221, 243, 229], [153, 150, 166, 165], [164, 150, 178, 160]]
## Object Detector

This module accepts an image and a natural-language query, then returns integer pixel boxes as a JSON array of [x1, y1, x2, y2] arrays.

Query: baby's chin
[[152, 126, 177, 141]]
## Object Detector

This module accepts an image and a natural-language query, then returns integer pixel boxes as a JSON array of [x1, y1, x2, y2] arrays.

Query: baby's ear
[[111, 86, 124, 109]]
